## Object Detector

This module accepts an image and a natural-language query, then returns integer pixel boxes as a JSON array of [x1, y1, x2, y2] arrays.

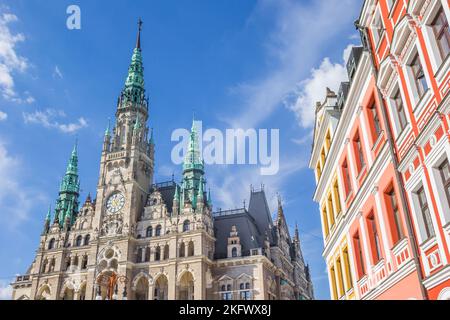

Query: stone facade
[[11, 22, 314, 301]]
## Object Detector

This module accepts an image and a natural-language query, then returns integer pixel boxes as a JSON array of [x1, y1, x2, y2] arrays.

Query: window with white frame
[[414, 185, 435, 242], [424, 3, 450, 68], [389, 86, 409, 136], [407, 51, 429, 104], [371, 9, 385, 47]]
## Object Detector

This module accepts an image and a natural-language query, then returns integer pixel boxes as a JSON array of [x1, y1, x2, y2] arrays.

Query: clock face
[[106, 193, 125, 214]]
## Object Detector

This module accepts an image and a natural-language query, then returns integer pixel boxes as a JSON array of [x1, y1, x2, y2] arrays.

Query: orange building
[[311, 0, 450, 300]]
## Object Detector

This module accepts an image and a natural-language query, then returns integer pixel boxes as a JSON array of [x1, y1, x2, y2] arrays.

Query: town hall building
[[10, 21, 314, 301]]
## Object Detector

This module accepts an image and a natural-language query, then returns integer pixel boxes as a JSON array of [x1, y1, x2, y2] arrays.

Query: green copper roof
[[45, 205, 52, 222], [183, 120, 204, 172], [207, 189, 212, 207], [54, 142, 80, 228], [105, 118, 111, 136], [120, 20, 147, 108]]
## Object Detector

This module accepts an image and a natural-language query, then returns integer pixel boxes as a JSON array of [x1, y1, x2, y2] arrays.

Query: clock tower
[[91, 19, 154, 284]]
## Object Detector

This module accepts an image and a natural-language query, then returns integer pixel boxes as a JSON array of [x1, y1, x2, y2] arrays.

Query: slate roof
[[150, 181, 177, 214], [213, 189, 276, 259]]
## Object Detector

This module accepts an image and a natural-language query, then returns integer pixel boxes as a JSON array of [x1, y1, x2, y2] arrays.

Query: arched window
[[145, 247, 151, 262], [48, 238, 56, 250], [137, 248, 143, 263], [221, 285, 226, 291], [41, 259, 48, 273], [81, 256, 88, 270], [240, 283, 244, 290], [188, 241, 194, 257], [155, 246, 161, 261], [246, 282, 250, 290], [227, 284, 232, 291], [164, 244, 169, 260], [65, 257, 71, 271], [155, 225, 162, 237], [73, 255, 79, 268], [146, 226, 153, 238], [179, 242, 185, 258], [232, 247, 238, 258], [75, 235, 83, 247], [49, 258, 55, 272], [183, 220, 190, 232], [84, 234, 90, 246]]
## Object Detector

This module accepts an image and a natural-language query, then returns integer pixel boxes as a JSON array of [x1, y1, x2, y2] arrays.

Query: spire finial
[[136, 18, 143, 49], [46, 205, 52, 221], [105, 118, 111, 136]]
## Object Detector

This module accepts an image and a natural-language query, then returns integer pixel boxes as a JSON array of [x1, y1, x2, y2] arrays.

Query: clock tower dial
[[106, 193, 126, 214]]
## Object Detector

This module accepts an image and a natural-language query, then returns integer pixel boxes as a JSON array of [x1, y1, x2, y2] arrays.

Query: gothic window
[[75, 235, 83, 247], [146, 226, 153, 238], [137, 248, 143, 263], [183, 220, 190, 232], [81, 255, 88, 270], [50, 258, 55, 272], [73, 255, 79, 268], [232, 247, 238, 258], [145, 247, 151, 262], [155, 225, 162, 237], [64, 256, 71, 271], [48, 238, 56, 250], [188, 241, 194, 257], [178, 272, 195, 300], [163, 244, 170, 260], [154, 275, 169, 300], [155, 246, 161, 261], [84, 234, 90, 246], [179, 242, 186, 258], [41, 259, 48, 273]]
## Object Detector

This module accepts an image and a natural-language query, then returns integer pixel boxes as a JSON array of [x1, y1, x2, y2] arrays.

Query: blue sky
[[0, 0, 362, 300]]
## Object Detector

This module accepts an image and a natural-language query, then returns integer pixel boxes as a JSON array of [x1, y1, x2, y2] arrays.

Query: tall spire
[[183, 120, 204, 173], [105, 118, 111, 136], [277, 194, 285, 223], [66, 139, 78, 175], [55, 142, 80, 228], [42, 205, 52, 234], [294, 223, 300, 242], [136, 18, 143, 50], [119, 18, 146, 109]]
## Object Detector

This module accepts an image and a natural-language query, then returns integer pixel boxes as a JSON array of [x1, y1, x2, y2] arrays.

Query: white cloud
[[0, 280, 12, 300], [0, 110, 6, 121], [0, 139, 46, 229], [53, 65, 63, 79], [23, 109, 88, 134], [288, 55, 349, 129], [0, 12, 33, 103], [225, 0, 360, 129], [287, 43, 356, 128]]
